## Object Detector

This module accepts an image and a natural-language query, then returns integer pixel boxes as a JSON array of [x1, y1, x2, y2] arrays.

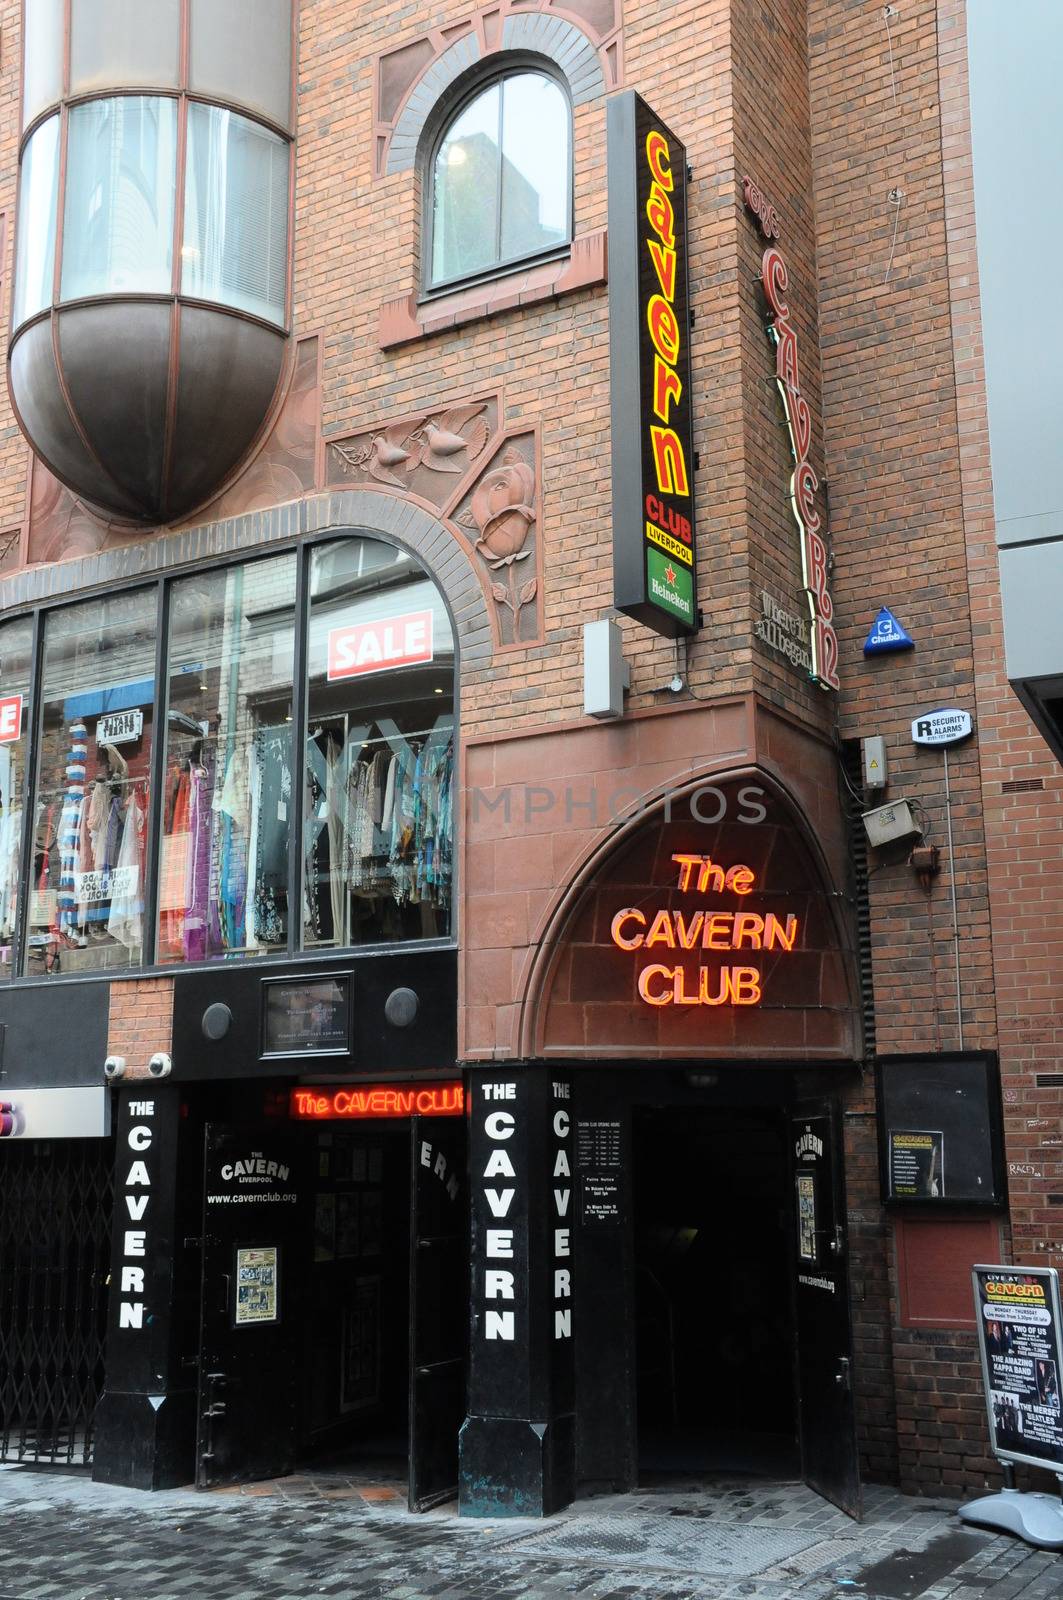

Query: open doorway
[[633, 1106, 798, 1480], [301, 1122, 411, 1471]]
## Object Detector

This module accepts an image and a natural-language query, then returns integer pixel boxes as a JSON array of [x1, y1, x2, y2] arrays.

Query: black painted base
[[92, 1389, 197, 1491], [458, 1413, 575, 1518]]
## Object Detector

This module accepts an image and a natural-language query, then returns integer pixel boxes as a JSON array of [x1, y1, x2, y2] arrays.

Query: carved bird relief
[[333, 422, 417, 487], [409, 404, 490, 473]]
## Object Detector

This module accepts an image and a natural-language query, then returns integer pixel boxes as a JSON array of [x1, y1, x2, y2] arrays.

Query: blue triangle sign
[[864, 606, 914, 655]]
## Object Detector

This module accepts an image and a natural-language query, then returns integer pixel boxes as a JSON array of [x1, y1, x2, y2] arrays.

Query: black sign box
[[261, 974, 351, 1059], [877, 1052, 1006, 1209], [607, 91, 698, 638], [973, 1265, 1063, 1473]]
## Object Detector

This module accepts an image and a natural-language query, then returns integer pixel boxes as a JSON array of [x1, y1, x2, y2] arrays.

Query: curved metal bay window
[[5, 535, 455, 982], [429, 68, 571, 289], [9, 0, 294, 524]]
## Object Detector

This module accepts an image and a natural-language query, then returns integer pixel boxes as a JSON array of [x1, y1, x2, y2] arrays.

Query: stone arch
[[0, 489, 496, 676], [515, 763, 862, 1062], [385, 16, 607, 176]]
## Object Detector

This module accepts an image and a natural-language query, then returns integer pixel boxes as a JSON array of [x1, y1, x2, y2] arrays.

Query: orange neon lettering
[[764, 914, 799, 952], [674, 911, 704, 950], [698, 966, 730, 1006], [732, 913, 764, 949], [674, 966, 701, 1005], [650, 427, 689, 495], [645, 909, 676, 949], [647, 295, 680, 366], [611, 908, 646, 950], [290, 1082, 464, 1119], [672, 853, 701, 891], [647, 238, 677, 301], [653, 354, 682, 423], [730, 967, 762, 1005], [638, 964, 674, 1006], [335, 1091, 351, 1113], [703, 913, 734, 951], [697, 859, 725, 892], [646, 183, 675, 249], [645, 130, 673, 191], [792, 460, 821, 534], [725, 865, 755, 895]]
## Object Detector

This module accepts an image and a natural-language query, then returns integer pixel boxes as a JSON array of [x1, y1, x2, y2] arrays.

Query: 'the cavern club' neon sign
[[610, 853, 800, 1008], [290, 1082, 464, 1119], [742, 175, 839, 692]]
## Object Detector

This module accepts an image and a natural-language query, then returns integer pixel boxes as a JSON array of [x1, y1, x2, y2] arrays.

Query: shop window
[[13, 117, 59, 328], [428, 69, 570, 290], [303, 537, 455, 949], [182, 104, 289, 326], [159, 552, 296, 964], [27, 590, 157, 978], [61, 97, 178, 301], [0, 619, 35, 981]]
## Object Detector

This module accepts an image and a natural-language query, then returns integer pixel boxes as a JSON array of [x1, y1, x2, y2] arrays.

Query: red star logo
[[665, 564, 677, 585]]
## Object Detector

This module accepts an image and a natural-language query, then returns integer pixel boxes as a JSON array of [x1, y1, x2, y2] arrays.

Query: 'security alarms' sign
[[743, 175, 839, 691], [0, 694, 22, 744], [611, 852, 800, 1007], [911, 707, 974, 747], [327, 609, 434, 681], [608, 91, 698, 637]]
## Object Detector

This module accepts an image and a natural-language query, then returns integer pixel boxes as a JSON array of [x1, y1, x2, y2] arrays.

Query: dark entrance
[[633, 1106, 799, 1481], [296, 1109, 467, 1510]]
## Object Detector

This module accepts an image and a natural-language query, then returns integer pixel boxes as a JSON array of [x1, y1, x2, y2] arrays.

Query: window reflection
[[0, 620, 34, 981], [159, 554, 295, 963], [62, 97, 177, 300], [28, 592, 156, 977], [431, 71, 570, 288], [303, 539, 455, 948], [13, 117, 60, 328]]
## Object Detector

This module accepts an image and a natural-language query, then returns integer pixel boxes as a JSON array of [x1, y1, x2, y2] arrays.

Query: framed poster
[[261, 973, 351, 1058], [796, 1171, 817, 1262], [973, 1265, 1063, 1472], [234, 1246, 279, 1326], [877, 1053, 1005, 1208]]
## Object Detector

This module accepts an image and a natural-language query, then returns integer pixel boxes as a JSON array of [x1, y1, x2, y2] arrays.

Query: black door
[[790, 1097, 861, 1518], [197, 1124, 305, 1488], [408, 1114, 466, 1511]]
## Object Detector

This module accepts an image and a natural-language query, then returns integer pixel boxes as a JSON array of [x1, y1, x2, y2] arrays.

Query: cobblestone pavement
[[2, 1463, 1061, 1600]]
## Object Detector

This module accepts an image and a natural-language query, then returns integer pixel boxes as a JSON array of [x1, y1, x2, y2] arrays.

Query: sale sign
[[0, 694, 23, 744], [327, 609, 434, 681]]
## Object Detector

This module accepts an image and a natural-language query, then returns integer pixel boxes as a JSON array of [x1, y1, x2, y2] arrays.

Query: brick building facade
[[0, 0, 1059, 1519]]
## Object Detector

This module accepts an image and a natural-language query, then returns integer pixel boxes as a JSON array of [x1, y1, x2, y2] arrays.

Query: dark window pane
[[28, 591, 157, 977], [159, 553, 296, 963], [303, 537, 455, 949]]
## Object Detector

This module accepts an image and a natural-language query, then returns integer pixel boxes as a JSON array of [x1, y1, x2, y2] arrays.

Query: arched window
[[428, 68, 571, 290]]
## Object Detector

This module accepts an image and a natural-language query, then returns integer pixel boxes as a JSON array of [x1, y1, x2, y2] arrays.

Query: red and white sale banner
[[327, 609, 434, 681], [0, 694, 23, 744]]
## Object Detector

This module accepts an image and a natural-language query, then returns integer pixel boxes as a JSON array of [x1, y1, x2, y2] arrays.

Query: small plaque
[[262, 975, 351, 1058]]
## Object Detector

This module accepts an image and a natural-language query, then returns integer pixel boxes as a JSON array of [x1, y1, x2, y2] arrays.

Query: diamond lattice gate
[[0, 1139, 114, 1465]]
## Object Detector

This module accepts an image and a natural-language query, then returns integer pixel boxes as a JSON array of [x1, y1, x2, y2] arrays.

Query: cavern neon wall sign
[[742, 175, 840, 691], [610, 853, 800, 1008]]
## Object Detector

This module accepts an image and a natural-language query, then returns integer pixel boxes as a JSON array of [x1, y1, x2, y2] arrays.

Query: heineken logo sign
[[608, 92, 698, 638]]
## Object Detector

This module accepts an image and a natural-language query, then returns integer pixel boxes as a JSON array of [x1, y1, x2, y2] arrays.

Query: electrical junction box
[[862, 735, 888, 790], [862, 799, 922, 848], [584, 619, 631, 719]]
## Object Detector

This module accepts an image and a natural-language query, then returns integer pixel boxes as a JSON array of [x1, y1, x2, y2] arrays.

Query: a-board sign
[[911, 707, 973, 747], [973, 1265, 1063, 1472]]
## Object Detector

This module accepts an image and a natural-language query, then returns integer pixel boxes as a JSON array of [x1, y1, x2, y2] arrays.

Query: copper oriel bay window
[[8, 536, 455, 981]]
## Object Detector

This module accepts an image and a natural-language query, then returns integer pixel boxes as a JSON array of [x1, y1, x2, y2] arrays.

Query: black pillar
[[460, 1066, 575, 1516], [93, 1086, 198, 1489]]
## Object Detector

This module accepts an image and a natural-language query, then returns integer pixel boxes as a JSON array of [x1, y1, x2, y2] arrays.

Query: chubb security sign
[[911, 708, 974, 748]]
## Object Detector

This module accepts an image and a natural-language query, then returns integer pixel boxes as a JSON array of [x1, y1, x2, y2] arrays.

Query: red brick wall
[[106, 979, 175, 1082]]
